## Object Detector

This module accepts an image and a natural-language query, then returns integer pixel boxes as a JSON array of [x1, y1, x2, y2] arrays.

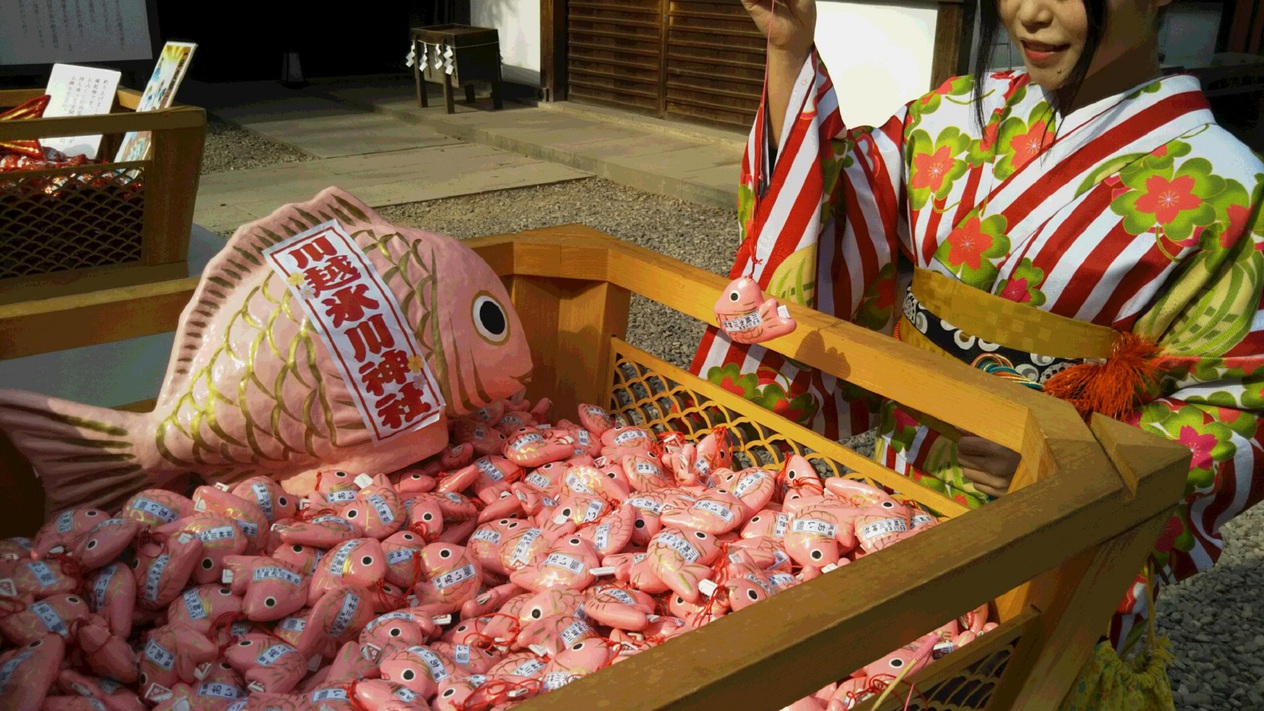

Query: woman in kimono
[[692, 0, 1264, 656]]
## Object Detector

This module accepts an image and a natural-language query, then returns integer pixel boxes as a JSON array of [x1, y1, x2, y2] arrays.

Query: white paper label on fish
[[733, 472, 766, 498], [859, 518, 908, 539], [27, 561, 57, 588], [544, 553, 586, 576], [257, 644, 298, 667], [602, 588, 636, 605], [196, 526, 237, 543], [526, 473, 551, 490], [366, 494, 395, 524], [476, 458, 504, 481], [511, 530, 543, 565], [93, 566, 117, 609], [279, 617, 307, 633], [471, 528, 502, 545], [311, 688, 348, 702], [250, 483, 275, 521], [657, 533, 700, 563], [55, 510, 75, 533], [182, 589, 209, 620], [614, 430, 643, 445], [693, 500, 735, 522], [773, 513, 790, 538], [145, 555, 170, 601], [326, 491, 357, 505], [434, 564, 477, 591], [253, 567, 302, 587], [512, 659, 546, 677], [327, 540, 361, 577], [415, 647, 450, 681], [263, 220, 445, 442], [911, 514, 936, 528], [560, 619, 590, 645], [454, 644, 472, 665], [791, 518, 837, 539], [593, 524, 611, 551], [583, 500, 605, 522], [329, 594, 362, 637], [131, 498, 179, 523], [628, 497, 664, 515], [144, 639, 176, 671], [565, 473, 593, 495], [31, 601, 66, 635], [198, 683, 241, 700], [722, 311, 762, 332]]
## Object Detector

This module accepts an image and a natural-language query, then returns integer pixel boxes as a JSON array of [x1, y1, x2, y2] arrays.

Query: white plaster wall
[[814, 0, 940, 128], [472, 0, 542, 87]]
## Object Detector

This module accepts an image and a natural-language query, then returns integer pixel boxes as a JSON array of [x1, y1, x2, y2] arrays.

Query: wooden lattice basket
[[0, 225, 1190, 710], [0, 87, 206, 305]]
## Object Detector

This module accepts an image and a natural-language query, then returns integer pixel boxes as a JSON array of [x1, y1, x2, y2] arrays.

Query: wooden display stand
[[0, 226, 1190, 710], [411, 24, 504, 113], [0, 87, 206, 305]]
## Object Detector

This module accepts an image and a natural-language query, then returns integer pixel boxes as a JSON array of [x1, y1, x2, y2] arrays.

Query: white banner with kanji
[[263, 220, 446, 443]]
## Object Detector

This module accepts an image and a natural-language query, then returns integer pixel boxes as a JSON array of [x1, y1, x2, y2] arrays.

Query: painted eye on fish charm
[[472, 294, 510, 344]]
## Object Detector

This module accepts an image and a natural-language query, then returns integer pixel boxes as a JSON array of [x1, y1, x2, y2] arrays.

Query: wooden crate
[[0, 225, 1189, 710], [0, 87, 206, 305]]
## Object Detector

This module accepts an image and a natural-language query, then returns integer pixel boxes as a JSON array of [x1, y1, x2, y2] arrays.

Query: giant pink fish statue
[[0, 187, 532, 515]]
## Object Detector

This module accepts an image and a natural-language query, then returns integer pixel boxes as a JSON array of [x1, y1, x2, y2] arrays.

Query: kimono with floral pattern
[[690, 49, 1264, 652]]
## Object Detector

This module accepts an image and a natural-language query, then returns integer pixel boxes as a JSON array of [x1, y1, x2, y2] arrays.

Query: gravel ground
[[203, 119, 1264, 709], [200, 114, 312, 174]]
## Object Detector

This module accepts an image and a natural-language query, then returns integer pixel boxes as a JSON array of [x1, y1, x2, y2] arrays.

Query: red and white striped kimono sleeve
[[744, 48, 915, 330]]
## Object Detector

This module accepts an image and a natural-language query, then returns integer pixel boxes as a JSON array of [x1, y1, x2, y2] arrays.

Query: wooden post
[[506, 275, 631, 420], [541, 0, 569, 101], [930, 0, 974, 90], [143, 108, 206, 267], [989, 511, 1173, 709], [556, 280, 631, 418]]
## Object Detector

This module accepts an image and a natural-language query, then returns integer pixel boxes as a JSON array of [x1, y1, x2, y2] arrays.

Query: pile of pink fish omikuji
[[0, 398, 999, 711]]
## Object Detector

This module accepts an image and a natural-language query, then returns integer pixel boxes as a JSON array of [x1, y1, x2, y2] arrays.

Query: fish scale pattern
[[0, 166, 145, 279]]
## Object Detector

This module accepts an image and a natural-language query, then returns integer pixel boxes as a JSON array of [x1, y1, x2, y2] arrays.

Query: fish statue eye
[[729, 291, 739, 301], [473, 294, 509, 344]]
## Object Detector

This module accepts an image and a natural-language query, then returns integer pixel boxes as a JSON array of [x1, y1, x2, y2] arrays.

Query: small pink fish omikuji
[[713, 276, 797, 344], [0, 187, 532, 515]]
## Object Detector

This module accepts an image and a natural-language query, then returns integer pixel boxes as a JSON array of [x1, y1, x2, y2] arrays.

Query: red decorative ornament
[[0, 94, 50, 159]]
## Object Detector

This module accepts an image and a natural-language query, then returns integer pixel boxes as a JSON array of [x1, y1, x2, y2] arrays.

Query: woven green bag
[[1060, 567, 1175, 711]]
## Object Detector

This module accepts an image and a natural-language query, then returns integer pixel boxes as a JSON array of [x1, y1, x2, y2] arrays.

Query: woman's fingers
[[961, 466, 1011, 498]]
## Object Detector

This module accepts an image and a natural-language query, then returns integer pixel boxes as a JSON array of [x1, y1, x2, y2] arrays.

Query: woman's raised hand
[[740, 0, 817, 57]]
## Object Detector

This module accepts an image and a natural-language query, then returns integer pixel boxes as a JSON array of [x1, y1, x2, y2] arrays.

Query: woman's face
[[998, 0, 1169, 94]]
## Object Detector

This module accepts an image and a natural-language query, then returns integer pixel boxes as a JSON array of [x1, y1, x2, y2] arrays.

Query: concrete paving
[[323, 79, 745, 210], [188, 75, 746, 235], [187, 79, 591, 235]]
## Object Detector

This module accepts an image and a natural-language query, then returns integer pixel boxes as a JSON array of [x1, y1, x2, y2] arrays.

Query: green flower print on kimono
[[1111, 141, 1253, 257], [876, 401, 989, 509], [1137, 402, 1238, 494], [996, 258, 1047, 306], [934, 210, 1011, 289], [907, 76, 975, 127], [993, 103, 1057, 180], [705, 362, 820, 428], [907, 127, 971, 211]]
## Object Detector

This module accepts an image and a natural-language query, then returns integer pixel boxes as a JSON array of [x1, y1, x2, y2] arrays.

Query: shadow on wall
[[469, 0, 542, 88]]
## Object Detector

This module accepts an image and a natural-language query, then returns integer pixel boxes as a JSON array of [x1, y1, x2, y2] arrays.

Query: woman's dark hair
[[972, 0, 1109, 131]]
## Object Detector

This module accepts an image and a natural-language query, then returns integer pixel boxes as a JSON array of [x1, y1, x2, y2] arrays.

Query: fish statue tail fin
[[0, 389, 154, 514]]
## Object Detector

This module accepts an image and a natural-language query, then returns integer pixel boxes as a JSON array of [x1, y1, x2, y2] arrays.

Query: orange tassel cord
[[1042, 332, 1163, 420]]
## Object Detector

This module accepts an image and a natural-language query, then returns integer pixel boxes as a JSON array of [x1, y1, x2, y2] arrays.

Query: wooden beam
[[930, 0, 975, 90], [541, 0, 569, 101], [0, 277, 199, 360]]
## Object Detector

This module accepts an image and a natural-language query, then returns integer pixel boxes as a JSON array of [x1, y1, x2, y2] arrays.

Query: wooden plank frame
[[546, 0, 975, 118], [0, 87, 206, 304], [0, 225, 1190, 710]]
